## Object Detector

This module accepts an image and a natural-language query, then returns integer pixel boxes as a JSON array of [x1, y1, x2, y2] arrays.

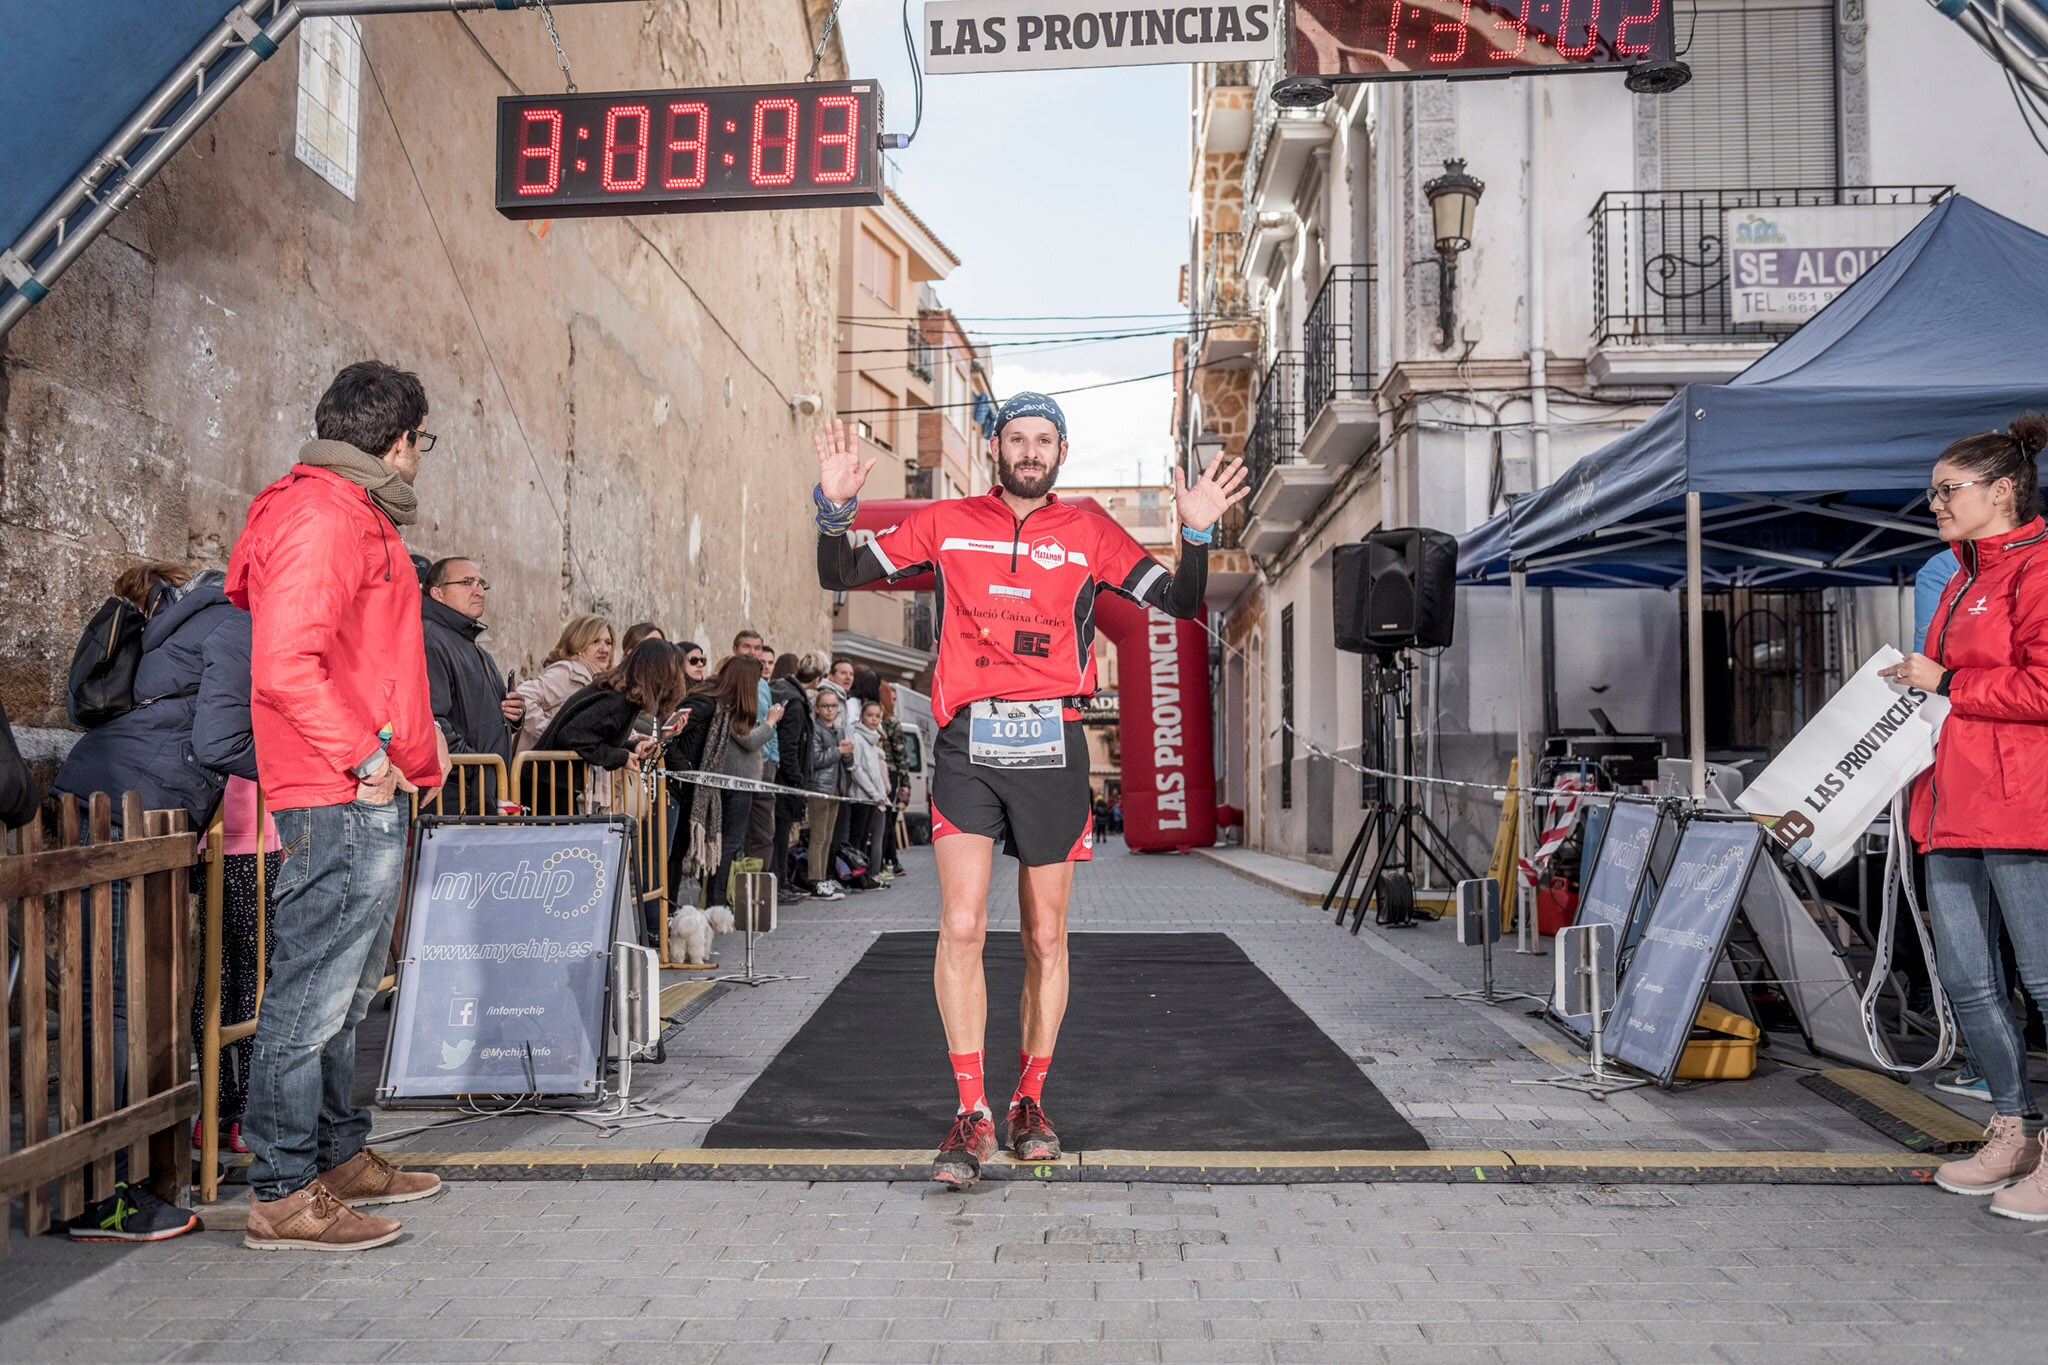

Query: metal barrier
[[511, 749, 592, 818], [2, 793, 197, 1255], [610, 765, 681, 968], [413, 753, 510, 818]]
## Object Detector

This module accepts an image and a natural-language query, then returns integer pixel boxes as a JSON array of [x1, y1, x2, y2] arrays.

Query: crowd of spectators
[[20, 358, 922, 1250]]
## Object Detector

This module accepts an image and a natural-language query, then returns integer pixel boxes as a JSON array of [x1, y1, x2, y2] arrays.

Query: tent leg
[[1512, 565, 1540, 954], [1686, 492, 1707, 802]]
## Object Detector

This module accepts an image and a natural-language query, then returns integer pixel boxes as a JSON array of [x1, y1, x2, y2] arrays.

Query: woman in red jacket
[[1888, 412, 2048, 1218]]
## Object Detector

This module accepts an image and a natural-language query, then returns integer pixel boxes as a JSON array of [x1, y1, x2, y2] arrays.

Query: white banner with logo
[[922, 1, 1276, 73], [1725, 203, 1931, 326], [1735, 647, 1949, 877]]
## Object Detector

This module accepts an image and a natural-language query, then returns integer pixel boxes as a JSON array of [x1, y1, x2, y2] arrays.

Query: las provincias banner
[[923, 1, 1276, 73]]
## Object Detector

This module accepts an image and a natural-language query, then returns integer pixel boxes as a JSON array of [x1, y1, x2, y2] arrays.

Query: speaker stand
[[1321, 651, 1479, 933]]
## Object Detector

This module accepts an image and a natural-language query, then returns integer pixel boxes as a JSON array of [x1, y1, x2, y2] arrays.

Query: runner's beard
[[998, 455, 1059, 500]]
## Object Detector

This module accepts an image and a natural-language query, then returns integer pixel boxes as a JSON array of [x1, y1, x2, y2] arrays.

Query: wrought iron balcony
[[1590, 186, 1951, 347], [1244, 351, 1303, 496], [1303, 264, 1375, 419]]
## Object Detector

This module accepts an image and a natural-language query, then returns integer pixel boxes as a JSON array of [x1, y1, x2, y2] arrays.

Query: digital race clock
[[1289, 0, 1674, 79], [494, 80, 884, 219]]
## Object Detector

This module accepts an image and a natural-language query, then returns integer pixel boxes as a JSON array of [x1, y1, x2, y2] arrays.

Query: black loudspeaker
[[1334, 528, 1459, 653]]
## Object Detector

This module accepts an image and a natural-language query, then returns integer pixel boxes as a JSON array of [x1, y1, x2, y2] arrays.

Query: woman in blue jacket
[[53, 563, 262, 1239]]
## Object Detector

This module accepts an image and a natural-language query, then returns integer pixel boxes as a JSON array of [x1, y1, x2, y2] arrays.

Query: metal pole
[[0, 0, 633, 339], [1686, 491, 1707, 802], [1512, 563, 1536, 953]]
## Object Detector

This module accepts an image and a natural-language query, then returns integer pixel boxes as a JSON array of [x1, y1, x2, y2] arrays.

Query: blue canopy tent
[[1456, 194, 2048, 801]]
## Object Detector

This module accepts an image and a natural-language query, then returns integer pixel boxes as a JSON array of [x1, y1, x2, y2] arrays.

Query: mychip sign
[[922, 1, 1276, 73], [381, 819, 632, 1101], [1726, 203, 1931, 326]]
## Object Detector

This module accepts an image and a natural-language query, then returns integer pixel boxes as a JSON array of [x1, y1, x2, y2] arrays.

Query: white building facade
[[1184, 0, 2048, 869]]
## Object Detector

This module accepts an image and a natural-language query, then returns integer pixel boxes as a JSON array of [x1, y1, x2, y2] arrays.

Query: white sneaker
[[814, 880, 847, 901]]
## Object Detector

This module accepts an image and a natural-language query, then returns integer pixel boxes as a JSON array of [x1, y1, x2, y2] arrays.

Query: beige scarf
[[296, 438, 419, 526]]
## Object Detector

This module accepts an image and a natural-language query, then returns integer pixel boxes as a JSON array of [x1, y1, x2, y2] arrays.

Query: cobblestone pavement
[[6, 843, 2042, 1362], [367, 843, 1955, 1155], [5, 1176, 2046, 1363]]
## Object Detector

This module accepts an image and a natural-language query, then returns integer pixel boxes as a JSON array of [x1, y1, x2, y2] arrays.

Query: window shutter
[[1660, 1, 1837, 189]]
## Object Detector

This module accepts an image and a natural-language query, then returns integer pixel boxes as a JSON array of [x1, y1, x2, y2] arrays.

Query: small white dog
[[667, 905, 736, 965]]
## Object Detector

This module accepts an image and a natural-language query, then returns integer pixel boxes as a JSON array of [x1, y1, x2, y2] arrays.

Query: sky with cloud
[[840, 8, 1192, 487]]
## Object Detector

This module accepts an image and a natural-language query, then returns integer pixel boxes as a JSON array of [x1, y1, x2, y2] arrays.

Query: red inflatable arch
[[847, 499, 1216, 853]]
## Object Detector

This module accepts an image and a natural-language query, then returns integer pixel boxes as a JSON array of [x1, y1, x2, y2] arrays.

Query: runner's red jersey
[[847, 489, 1172, 727]]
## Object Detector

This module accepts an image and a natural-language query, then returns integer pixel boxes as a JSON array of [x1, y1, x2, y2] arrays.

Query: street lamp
[[1194, 426, 1225, 473], [1422, 159, 1485, 351]]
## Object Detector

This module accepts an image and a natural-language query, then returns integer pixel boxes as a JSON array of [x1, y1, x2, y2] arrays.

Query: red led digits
[[1614, 0, 1662, 55], [517, 107, 563, 195], [601, 103, 651, 192], [1556, 0, 1602, 58], [749, 98, 799, 187], [663, 100, 709, 190], [1429, 0, 1474, 62], [1491, 0, 1531, 59], [1383, 0, 1404, 59], [811, 95, 860, 185]]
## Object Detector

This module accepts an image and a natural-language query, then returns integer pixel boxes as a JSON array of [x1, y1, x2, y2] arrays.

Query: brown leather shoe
[[318, 1148, 442, 1207], [244, 1183, 401, 1252]]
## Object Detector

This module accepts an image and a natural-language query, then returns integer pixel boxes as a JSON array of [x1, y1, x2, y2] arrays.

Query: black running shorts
[[930, 709, 1094, 866]]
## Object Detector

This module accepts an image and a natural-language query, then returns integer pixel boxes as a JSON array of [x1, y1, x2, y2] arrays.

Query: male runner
[[813, 392, 1247, 1186]]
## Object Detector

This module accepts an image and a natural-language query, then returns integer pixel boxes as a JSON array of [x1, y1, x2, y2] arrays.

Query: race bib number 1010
[[967, 699, 1066, 769]]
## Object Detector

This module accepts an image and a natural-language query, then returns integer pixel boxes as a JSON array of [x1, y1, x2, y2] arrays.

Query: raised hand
[[814, 418, 878, 505], [1171, 455, 1250, 533]]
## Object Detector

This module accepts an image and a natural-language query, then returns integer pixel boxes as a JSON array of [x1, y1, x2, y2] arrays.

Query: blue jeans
[[1926, 849, 2048, 1118], [243, 798, 407, 1201]]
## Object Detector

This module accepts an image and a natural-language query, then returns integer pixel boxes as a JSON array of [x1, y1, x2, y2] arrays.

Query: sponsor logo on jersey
[[990, 584, 1033, 599], [1014, 630, 1053, 658], [1029, 538, 1068, 570]]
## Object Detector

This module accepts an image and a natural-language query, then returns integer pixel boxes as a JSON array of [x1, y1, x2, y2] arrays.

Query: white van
[[892, 685, 935, 844]]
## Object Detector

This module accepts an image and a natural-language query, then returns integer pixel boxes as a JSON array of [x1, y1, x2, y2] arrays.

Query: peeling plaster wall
[[1, 0, 844, 748]]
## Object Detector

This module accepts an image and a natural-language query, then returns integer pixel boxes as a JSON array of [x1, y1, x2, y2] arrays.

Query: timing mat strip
[[374, 1146, 1948, 1185], [1798, 1067, 1988, 1154]]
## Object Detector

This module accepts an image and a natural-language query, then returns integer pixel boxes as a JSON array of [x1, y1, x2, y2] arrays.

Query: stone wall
[[1, 1, 845, 753]]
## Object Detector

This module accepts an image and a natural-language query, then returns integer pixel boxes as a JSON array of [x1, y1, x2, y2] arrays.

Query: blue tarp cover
[[0, 1, 245, 284], [1458, 196, 2048, 588]]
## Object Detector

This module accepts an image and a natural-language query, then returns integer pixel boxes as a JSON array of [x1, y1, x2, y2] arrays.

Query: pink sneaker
[[1935, 1114, 2041, 1195], [1991, 1143, 2048, 1221]]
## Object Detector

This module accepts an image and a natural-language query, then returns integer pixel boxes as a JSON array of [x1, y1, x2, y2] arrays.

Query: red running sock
[[1013, 1052, 1053, 1107], [949, 1050, 988, 1116]]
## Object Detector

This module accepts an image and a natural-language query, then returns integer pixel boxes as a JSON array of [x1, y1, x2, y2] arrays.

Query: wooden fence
[[2, 793, 197, 1256]]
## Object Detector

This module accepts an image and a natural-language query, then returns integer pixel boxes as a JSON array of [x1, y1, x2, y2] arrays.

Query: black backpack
[[65, 596, 149, 728]]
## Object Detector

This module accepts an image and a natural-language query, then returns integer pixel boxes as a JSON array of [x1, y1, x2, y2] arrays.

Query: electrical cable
[[1860, 789, 1957, 1074], [359, 40, 596, 594], [898, 0, 925, 146], [838, 311, 1205, 323], [837, 361, 1203, 416], [2006, 67, 2048, 158]]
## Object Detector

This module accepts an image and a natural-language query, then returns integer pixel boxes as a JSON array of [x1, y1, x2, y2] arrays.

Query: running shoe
[[1936, 1066, 1992, 1102], [65, 1181, 202, 1242], [931, 1110, 998, 1189], [1006, 1096, 1061, 1162]]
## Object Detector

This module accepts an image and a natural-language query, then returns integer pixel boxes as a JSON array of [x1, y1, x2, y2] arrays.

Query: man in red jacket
[[226, 361, 449, 1251]]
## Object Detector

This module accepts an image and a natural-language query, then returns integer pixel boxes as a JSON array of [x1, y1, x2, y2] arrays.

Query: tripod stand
[[1322, 650, 1478, 934]]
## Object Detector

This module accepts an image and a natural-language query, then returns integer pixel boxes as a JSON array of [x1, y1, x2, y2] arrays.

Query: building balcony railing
[[1590, 185, 1951, 347], [1303, 264, 1375, 418], [908, 323, 935, 382], [1241, 62, 1279, 214], [1245, 350, 1303, 497], [1204, 229, 1252, 324]]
